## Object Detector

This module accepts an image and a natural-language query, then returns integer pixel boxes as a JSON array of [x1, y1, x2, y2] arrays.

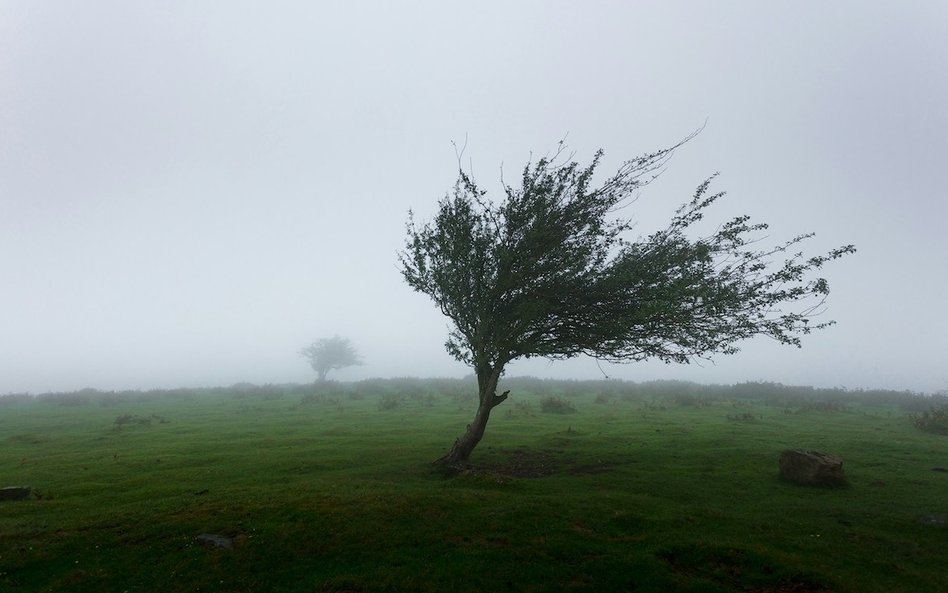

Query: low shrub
[[378, 394, 404, 411], [113, 414, 168, 430], [540, 396, 576, 414], [640, 401, 667, 412], [911, 405, 948, 435]]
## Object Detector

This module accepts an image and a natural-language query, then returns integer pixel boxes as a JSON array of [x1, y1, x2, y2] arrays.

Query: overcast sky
[[1, 1, 946, 394]]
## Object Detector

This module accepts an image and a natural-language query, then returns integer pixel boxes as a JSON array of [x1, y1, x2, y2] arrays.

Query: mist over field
[[2, 2, 947, 395]]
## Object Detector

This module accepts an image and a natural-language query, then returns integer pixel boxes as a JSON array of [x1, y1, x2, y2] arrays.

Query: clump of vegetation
[[727, 412, 757, 422], [96, 392, 125, 406], [540, 396, 576, 414], [594, 393, 615, 405], [898, 393, 948, 412], [669, 392, 713, 407], [113, 414, 168, 430], [40, 392, 92, 406], [408, 392, 438, 407], [298, 393, 341, 406], [0, 393, 32, 406], [229, 383, 287, 400], [794, 401, 848, 414], [640, 401, 668, 412], [378, 394, 404, 410], [505, 401, 535, 418], [911, 404, 948, 435]]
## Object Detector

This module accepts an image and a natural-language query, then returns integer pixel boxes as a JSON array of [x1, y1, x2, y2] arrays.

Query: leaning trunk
[[434, 365, 508, 471]]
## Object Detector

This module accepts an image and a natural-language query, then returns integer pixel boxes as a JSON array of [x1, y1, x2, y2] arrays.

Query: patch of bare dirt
[[474, 447, 614, 478], [476, 447, 564, 478]]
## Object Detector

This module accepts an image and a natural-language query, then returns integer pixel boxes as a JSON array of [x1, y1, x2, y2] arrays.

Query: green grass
[[1, 382, 946, 592]]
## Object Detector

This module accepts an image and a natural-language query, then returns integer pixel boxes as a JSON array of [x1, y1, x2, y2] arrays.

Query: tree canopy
[[400, 139, 855, 468], [300, 336, 362, 382]]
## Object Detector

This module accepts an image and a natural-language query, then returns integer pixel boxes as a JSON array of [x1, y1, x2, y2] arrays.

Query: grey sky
[[1, 1, 946, 394]]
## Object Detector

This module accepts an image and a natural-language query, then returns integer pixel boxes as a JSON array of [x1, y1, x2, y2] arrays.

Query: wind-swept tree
[[300, 336, 362, 382], [400, 139, 855, 470]]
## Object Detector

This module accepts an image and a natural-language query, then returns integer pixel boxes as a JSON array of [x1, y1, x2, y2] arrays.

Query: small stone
[[919, 515, 947, 525], [196, 533, 234, 549], [0, 486, 31, 501]]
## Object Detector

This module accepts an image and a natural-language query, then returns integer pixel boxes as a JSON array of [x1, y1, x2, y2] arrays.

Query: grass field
[[1, 379, 946, 592]]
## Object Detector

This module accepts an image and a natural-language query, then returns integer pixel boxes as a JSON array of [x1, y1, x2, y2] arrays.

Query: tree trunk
[[317, 369, 327, 382], [434, 365, 508, 471]]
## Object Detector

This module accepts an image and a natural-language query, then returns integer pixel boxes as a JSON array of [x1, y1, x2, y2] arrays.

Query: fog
[[2, 2, 946, 394]]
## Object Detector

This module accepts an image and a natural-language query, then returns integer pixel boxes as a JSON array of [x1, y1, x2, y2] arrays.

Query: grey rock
[[0, 486, 31, 501], [931, 467, 947, 473], [919, 515, 947, 525], [196, 533, 234, 549], [779, 449, 846, 486]]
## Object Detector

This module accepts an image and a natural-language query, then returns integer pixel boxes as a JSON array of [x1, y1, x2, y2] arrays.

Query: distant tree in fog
[[300, 336, 362, 382], [400, 136, 855, 470]]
